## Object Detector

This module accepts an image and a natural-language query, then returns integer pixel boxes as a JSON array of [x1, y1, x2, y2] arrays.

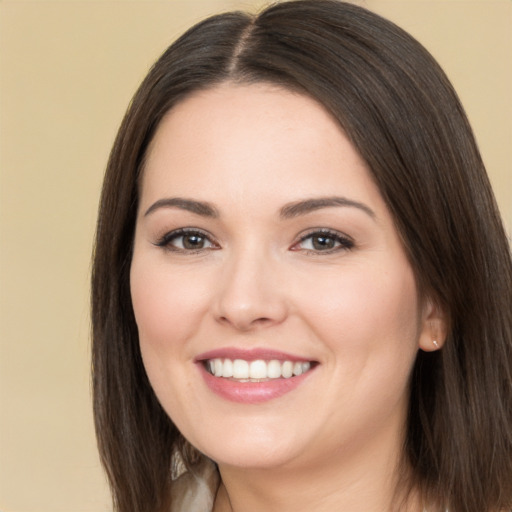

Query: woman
[[91, 1, 512, 511]]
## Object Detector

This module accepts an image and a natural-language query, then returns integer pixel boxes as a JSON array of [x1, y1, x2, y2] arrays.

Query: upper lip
[[195, 347, 316, 363]]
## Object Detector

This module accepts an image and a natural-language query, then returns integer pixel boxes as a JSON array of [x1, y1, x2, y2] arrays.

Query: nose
[[213, 247, 288, 332]]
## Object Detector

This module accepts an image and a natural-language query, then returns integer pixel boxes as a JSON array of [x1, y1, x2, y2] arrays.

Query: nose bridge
[[214, 240, 287, 330]]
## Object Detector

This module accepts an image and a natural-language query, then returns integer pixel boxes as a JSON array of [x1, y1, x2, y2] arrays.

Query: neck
[[213, 427, 419, 512]]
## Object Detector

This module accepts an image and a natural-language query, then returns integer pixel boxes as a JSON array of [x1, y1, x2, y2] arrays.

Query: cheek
[[130, 260, 210, 356], [297, 260, 421, 360], [129, 257, 211, 428], [297, 261, 421, 432]]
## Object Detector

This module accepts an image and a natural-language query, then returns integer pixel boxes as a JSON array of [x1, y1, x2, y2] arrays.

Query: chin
[[206, 445, 301, 471], [187, 423, 308, 471]]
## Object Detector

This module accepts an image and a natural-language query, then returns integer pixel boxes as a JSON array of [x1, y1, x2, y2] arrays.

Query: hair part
[[92, 2, 512, 511]]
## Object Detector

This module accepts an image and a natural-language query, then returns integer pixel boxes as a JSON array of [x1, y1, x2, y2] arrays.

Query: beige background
[[0, 1, 510, 511]]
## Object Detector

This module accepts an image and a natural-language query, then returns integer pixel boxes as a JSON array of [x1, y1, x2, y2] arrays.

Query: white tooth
[[293, 362, 303, 376], [282, 360, 293, 378], [214, 358, 223, 377], [233, 359, 249, 379], [267, 360, 282, 379], [208, 360, 215, 374], [302, 362, 311, 373], [249, 360, 267, 379], [222, 359, 233, 378]]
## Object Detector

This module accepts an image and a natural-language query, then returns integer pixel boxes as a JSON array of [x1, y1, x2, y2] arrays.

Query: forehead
[[140, 83, 383, 214], [146, 82, 345, 163]]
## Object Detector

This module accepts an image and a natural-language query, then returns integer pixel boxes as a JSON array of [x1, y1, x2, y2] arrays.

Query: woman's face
[[130, 83, 434, 472]]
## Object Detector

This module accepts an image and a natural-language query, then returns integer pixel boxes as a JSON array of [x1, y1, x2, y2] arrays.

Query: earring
[[432, 340, 440, 349]]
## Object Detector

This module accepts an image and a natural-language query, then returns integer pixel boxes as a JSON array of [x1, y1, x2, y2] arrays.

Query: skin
[[130, 83, 444, 512]]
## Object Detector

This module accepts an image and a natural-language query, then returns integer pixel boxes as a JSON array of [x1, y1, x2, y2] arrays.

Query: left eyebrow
[[280, 196, 376, 220]]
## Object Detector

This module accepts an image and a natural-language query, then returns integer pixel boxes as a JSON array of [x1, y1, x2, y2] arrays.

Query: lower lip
[[198, 363, 315, 404]]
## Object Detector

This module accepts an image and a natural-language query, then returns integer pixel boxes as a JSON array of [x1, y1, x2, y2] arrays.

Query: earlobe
[[418, 299, 448, 352]]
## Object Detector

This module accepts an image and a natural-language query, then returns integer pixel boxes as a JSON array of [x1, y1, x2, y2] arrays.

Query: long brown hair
[[91, 1, 512, 510]]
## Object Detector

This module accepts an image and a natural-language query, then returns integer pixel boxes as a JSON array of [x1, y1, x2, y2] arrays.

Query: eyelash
[[292, 229, 354, 254], [154, 228, 219, 254], [154, 228, 354, 254]]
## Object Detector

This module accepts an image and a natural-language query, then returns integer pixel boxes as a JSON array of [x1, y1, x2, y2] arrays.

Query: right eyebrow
[[144, 197, 219, 218]]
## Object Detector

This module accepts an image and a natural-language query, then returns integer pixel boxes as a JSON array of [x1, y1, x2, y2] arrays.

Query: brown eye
[[294, 230, 354, 253], [156, 229, 217, 252], [181, 233, 207, 250], [311, 234, 336, 250]]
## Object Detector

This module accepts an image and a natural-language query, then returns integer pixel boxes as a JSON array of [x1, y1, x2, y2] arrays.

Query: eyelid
[[154, 227, 219, 252], [152, 226, 353, 254], [291, 228, 354, 253]]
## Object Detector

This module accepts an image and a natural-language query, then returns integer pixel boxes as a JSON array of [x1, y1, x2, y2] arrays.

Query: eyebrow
[[280, 196, 375, 219], [144, 198, 219, 218], [143, 195, 375, 220]]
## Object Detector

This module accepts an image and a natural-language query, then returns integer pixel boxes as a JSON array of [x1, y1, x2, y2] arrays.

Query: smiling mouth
[[204, 358, 314, 381]]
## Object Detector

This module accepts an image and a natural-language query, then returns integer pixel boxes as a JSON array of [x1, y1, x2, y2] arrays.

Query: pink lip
[[195, 348, 317, 404]]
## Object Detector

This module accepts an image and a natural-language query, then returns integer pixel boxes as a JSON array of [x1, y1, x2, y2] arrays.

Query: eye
[[155, 228, 218, 252], [292, 229, 354, 253]]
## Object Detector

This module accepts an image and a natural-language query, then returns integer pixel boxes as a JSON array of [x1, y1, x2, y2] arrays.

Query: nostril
[[217, 314, 276, 331]]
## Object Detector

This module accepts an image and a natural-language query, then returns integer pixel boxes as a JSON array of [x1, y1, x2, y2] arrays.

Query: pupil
[[313, 235, 334, 250], [183, 234, 204, 249]]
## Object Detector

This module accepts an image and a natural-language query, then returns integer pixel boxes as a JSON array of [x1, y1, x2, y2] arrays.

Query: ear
[[418, 298, 448, 352]]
